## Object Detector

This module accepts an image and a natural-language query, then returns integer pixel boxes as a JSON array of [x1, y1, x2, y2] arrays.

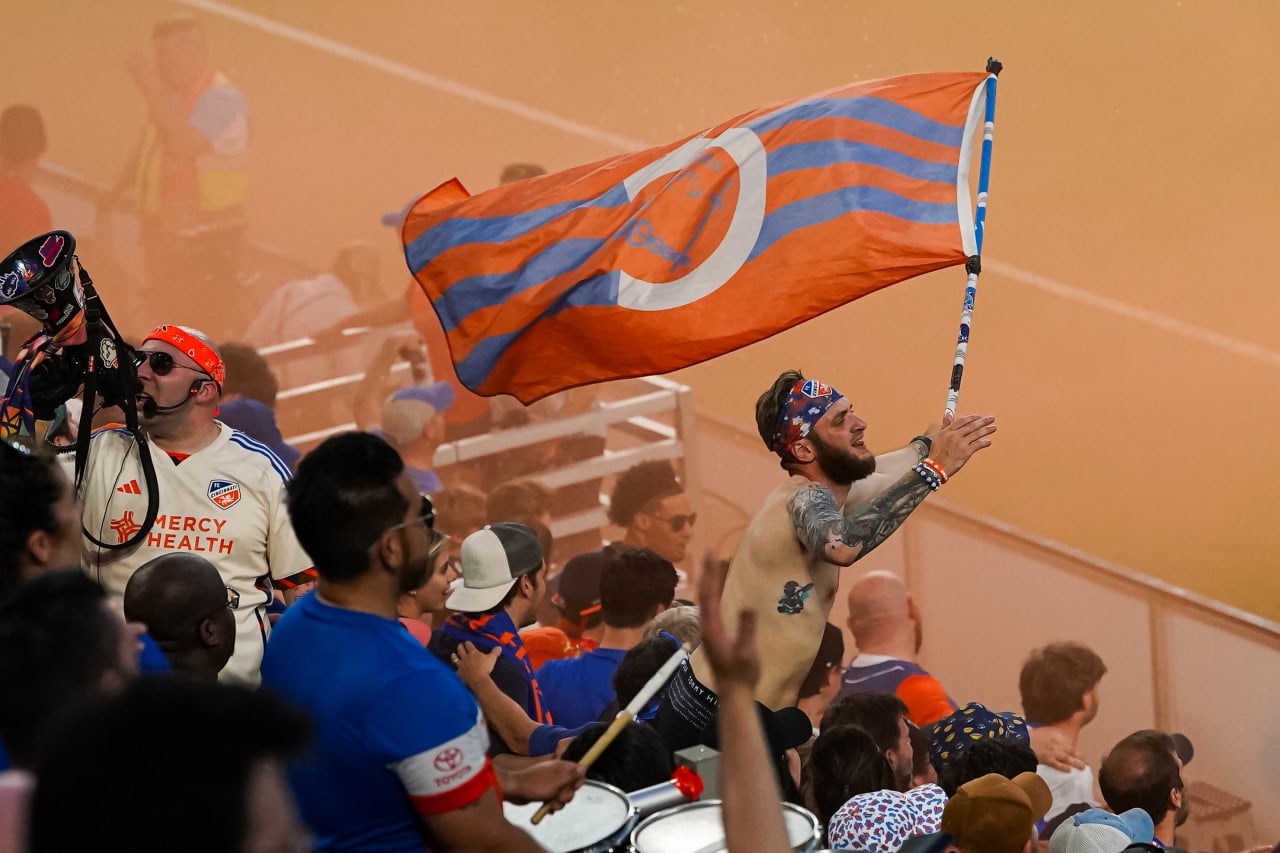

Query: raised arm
[[791, 414, 996, 566], [790, 475, 931, 567], [352, 332, 428, 431], [844, 430, 935, 507]]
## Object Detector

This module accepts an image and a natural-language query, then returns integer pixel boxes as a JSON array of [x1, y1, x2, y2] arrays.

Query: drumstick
[[530, 642, 691, 825]]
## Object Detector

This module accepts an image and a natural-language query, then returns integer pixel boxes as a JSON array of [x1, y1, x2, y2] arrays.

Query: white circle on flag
[[615, 127, 767, 312]]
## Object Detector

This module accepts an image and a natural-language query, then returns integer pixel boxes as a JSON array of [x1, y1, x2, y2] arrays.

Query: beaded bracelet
[[920, 457, 949, 485], [912, 462, 943, 491]]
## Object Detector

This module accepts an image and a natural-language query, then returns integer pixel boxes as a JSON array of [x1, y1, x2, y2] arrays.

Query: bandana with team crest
[[771, 378, 844, 457]]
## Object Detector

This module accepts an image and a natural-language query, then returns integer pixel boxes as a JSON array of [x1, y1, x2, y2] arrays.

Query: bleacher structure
[[263, 330, 699, 550]]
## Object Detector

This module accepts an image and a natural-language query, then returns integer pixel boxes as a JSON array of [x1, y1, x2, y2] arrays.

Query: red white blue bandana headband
[[771, 379, 843, 457]]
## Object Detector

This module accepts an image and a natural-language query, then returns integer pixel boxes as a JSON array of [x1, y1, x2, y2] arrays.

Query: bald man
[[123, 553, 236, 681], [835, 570, 956, 727]]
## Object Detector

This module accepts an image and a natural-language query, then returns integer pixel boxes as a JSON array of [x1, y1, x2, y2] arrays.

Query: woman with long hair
[[397, 527, 455, 645]]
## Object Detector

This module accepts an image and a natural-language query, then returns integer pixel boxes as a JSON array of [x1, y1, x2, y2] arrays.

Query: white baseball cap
[[445, 523, 543, 613]]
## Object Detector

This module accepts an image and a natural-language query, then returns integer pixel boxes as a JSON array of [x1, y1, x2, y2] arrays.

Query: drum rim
[[506, 778, 634, 812], [504, 779, 637, 848], [629, 799, 821, 847]]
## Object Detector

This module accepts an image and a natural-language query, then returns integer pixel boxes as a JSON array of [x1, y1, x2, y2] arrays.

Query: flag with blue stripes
[[402, 71, 990, 402]]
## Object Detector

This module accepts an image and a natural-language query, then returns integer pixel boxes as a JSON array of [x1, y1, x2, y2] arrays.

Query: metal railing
[[262, 329, 699, 546]]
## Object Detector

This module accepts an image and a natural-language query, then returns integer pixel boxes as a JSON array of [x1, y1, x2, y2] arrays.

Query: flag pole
[[945, 57, 1002, 420]]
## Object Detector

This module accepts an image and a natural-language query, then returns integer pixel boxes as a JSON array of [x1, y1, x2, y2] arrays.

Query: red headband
[[142, 324, 226, 386]]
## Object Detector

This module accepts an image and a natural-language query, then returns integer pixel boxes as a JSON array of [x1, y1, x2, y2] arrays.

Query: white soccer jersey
[[72, 422, 312, 684]]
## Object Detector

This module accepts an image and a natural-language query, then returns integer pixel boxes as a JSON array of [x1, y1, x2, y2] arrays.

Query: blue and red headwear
[[771, 378, 844, 458]]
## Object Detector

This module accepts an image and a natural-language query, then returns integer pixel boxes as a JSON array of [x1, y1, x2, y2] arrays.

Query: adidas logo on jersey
[[116, 480, 141, 495]]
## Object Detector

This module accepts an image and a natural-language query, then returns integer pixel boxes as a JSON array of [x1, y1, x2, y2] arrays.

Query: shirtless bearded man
[[655, 370, 996, 748]]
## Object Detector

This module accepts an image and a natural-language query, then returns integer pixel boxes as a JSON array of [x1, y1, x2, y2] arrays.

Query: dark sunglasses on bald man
[[136, 350, 211, 379], [651, 512, 697, 533]]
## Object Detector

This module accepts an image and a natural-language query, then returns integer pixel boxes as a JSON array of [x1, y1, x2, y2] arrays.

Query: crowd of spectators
[[0, 14, 1271, 853], [0, 337, 1241, 852]]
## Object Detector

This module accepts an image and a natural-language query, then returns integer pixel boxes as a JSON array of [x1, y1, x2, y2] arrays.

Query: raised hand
[[927, 413, 996, 477]]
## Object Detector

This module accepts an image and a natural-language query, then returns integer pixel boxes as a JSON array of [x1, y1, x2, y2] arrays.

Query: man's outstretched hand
[[928, 413, 997, 477]]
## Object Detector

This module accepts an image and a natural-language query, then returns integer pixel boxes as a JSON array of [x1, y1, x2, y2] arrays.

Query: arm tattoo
[[789, 484, 845, 556], [789, 470, 932, 564]]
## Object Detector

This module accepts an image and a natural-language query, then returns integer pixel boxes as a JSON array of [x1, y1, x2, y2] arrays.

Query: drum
[[503, 779, 637, 853], [629, 800, 821, 853]]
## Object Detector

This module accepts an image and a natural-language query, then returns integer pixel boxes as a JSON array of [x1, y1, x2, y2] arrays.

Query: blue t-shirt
[[537, 647, 628, 729], [138, 632, 171, 673], [262, 593, 495, 852], [528, 721, 597, 757]]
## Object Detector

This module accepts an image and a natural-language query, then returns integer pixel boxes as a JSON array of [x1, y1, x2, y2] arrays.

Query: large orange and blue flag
[[402, 71, 992, 403]]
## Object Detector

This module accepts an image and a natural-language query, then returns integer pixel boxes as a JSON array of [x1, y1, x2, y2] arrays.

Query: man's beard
[[397, 549, 431, 597], [893, 753, 912, 792], [811, 432, 876, 486]]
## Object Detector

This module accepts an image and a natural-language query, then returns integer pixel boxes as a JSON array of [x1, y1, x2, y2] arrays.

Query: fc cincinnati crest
[[800, 380, 833, 398], [208, 479, 242, 510]]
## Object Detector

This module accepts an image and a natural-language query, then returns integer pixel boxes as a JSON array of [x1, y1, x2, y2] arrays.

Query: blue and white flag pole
[[945, 57, 1001, 420]]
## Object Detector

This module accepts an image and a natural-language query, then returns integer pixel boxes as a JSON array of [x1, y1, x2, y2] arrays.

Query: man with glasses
[[123, 552, 237, 682], [265, 432, 581, 852], [608, 459, 697, 565], [73, 323, 313, 684]]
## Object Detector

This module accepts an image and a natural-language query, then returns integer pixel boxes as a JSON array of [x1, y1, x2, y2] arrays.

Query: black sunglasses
[[652, 512, 697, 533], [388, 493, 436, 534], [137, 350, 211, 379]]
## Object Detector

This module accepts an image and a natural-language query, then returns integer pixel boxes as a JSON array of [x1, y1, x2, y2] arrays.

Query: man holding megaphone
[[0, 231, 314, 685]]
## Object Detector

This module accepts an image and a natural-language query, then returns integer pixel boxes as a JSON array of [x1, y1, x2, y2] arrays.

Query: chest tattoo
[[777, 580, 815, 614]]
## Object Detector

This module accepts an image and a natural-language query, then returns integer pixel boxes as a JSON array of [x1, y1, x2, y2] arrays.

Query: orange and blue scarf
[[441, 610, 553, 725]]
